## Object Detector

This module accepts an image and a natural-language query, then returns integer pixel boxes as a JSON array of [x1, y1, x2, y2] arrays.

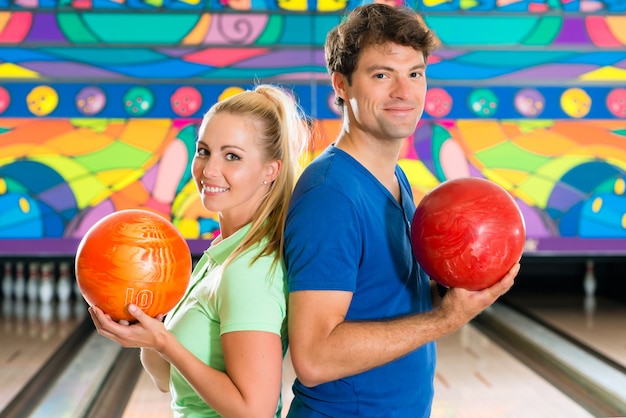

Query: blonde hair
[[198, 84, 309, 273]]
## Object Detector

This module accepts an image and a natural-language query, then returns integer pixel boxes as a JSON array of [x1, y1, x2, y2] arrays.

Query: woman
[[89, 84, 309, 418]]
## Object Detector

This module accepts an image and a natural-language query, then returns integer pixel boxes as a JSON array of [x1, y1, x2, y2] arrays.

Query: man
[[284, 4, 519, 417]]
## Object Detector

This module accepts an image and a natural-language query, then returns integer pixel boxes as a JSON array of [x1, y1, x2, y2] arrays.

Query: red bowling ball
[[411, 177, 526, 291], [75, 209, 192, 322]]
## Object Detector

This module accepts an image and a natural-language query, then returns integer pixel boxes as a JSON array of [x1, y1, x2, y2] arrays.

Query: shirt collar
[[205, 224, 252, 265]]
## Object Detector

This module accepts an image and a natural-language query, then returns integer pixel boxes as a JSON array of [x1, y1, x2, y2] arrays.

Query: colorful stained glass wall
[[0, 0, 625, 255]]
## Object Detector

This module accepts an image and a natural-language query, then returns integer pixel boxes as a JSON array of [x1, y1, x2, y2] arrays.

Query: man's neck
[[335, 131, 402, 200]]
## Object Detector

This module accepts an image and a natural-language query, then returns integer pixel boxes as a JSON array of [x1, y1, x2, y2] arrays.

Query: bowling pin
[[57, 300, 72, 337], [583, 259, 596, 297], [27, 261, 40, 303], [2, 261, 12, 299], [39, 301, 55, 341], [27, 297, 39, 337], [39, 263, 55, 304], [2, 295, 13, 332], [13, 298, 25, 335], [56, 261, 73, 303], [14, 262, 26, 300]]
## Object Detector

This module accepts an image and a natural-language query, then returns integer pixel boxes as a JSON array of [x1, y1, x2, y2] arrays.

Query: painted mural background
[[0, 0, 625, 255]]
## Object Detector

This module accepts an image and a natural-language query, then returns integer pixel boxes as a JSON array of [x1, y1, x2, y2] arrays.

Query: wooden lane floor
[[503, 293, 626, 369], [122, 323, 594, 418], [0, 297, 87, 411]]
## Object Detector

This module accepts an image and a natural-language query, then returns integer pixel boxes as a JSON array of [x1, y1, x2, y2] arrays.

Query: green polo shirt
[[164, 225, 288, 418]]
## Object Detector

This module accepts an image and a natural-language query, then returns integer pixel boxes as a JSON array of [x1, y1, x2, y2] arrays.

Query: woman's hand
[[88, 304, 170, 352]]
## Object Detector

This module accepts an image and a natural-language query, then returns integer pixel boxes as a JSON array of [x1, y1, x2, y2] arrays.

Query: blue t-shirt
[[285, 145, 436, 417]]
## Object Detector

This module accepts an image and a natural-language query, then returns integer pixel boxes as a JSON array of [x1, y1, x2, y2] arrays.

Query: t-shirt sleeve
[[285, 187, 362, 293], [217, 254, 287, 336]]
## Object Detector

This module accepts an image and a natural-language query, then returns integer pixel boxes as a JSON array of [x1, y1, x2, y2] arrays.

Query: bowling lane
[[122, 325, 592, 418], [432, 323, 593, 418], [503, 292, 626, 369], [0, 298, 87, 410]]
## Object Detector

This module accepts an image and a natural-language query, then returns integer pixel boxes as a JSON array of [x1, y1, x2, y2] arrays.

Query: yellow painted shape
[[38, 128, 115, 156], [118, 119, 172, 153], [0, 144, 34, 162], [317, 0, 348, 12], [456, 120, 507, 152], [606, 17, 626, 44], [0, 63, 39, 78], [580, 66, 626, 81], [183, 13, 210, 44], [0, 12, 10, 29], [615, 178, 625, 195], [511, 128, 577, 156]]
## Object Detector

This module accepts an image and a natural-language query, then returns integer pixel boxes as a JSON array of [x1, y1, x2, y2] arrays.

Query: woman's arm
[[89, 304, 283, 418], [140, 348, 171, 392]]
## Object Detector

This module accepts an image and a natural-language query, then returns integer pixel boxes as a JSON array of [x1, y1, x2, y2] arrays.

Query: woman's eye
[[225, 153, 240, 161]]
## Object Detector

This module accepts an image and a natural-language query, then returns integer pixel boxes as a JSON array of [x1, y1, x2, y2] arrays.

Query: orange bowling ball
[[411, 177, 526, 291], [75, 209, 192, 322]]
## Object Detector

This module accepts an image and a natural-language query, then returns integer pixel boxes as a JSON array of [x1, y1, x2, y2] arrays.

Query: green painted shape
[[425, 16, 540, 45], [57, 13, 99, 43], [613, 129, 626, 137], [42, 47, 165, 65], [431, 124, 452, 181], [267, 15, 338, 46], [522, 16, 562, 46], [199, 65, 326, 79], [475, 141, 550, 172], [80, 14, 200, 44], [0, 127, 11, 134], [457, 50, 575, 68], [314, 15, 342, 46], [257, 15, 284, 45], [74, 140, 151, 172], [4, 178, 27, 193]]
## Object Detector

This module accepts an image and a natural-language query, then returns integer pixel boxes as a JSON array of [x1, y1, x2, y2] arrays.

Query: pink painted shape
[[440, 139, 470, 180], [184, 48, 269, 67], [0, 12, 32, 43], [203, 14, 268, 45], [71, 200, 116, 238], [586, 16, 622, 48], [153, 140, 188, 204]]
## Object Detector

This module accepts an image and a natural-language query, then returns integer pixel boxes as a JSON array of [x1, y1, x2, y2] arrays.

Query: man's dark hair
[[325, 3, 439, 108]]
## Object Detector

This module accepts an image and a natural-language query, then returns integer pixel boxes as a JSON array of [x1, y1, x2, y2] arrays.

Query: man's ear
[[331, 72, 348, 103]]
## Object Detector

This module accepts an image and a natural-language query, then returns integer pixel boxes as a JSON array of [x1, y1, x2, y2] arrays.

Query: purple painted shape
[[532, 237, 626, 255], [615, 59, 626, 69], [157, 48, 199, 58], [204, 14, 267, 45], [493, 64, 596, 82], [517, 200, 552, 238], [66, 200, 116, 238], [0, 238, 210, 256], [554, 17, 591, 45], [27, 13, 67, 43], [432, 50, 468, 59], [20, 62, 124, 79], [38, 184, 76, 212], [3, 236, 626, 257], [547, 183, 585, 213], [235, 50, 322, 68], [271, 73, 329, 81], [141, 163, 159, 192]]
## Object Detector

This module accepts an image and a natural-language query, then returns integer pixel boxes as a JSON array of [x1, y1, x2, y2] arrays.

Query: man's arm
[[288, 263, 519, 387]]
